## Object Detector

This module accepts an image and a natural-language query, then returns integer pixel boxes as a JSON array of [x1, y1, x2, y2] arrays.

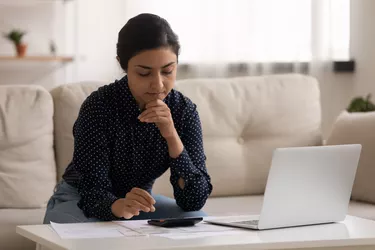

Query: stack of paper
[[50, 221, 145, 239], [156, 231, 244, 240], [114, 220, 244, 239], [50, 220, 244, 240]]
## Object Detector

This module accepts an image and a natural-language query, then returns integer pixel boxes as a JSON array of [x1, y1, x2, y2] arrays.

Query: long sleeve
[[170, 104, 213, 211], [72, 93, 119, 221]]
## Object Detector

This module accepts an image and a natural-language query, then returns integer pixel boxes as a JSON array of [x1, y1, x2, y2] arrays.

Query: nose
[[150, 72, 163, 91]]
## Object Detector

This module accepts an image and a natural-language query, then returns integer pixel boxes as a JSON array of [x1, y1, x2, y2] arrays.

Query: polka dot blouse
[[62, 75, 213, 221]]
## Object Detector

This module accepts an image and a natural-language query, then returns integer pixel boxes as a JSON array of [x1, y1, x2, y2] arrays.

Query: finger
[[126, 192, 151, 208], [127, 205, 140, 215], [131, 188, 156, 205], [122, 212, 134, 220], [146, 99, 166, 109], [140, 111, 170, 122], [123, 206, 140, 219], [144, 117, 170, 124], [138, 107, 168, 119], [127, 200, 151, 212], [126, 189, 156, 213]]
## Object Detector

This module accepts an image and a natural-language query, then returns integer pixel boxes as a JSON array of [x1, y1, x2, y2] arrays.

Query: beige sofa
[[1, 74, 375, 250]]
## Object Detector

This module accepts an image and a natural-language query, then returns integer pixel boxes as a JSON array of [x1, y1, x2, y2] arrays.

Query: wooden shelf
[[0, 56, 74, 62], [0, 0, 72, 7]]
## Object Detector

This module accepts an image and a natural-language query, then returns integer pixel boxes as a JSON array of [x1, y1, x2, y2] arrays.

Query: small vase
[[16, 43, 27, 57]]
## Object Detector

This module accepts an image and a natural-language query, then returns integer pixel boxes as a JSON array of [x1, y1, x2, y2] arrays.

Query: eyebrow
[[135, 62, 175, 70]]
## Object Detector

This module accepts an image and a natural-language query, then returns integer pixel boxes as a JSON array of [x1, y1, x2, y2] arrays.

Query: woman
[[43, 13, 212, 223]]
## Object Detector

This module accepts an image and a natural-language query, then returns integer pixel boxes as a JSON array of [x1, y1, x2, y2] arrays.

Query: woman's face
[[125, 47, 177, 109]]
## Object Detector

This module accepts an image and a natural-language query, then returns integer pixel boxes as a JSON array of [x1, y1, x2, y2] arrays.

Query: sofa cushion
[[0, 208, 45, 250], [203, 196, 375, 220], [0, 85, 56, 208], [50, 81, 107, 181], [153, 74, 322, 197], [326, 110, 375, 204]]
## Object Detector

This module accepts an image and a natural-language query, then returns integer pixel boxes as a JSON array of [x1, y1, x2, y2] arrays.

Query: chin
[[159, 94, 167, 100], [145, 93, 167, 101]]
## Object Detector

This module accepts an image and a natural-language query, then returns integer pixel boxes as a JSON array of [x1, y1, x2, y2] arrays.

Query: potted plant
[[347, 94, 375, 112], [326, 93, 375, 143], [3, 29, 27, 57]]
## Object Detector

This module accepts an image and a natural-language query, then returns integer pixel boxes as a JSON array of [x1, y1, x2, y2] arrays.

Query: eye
[[162, 70, 173, 75], [138, 72, 150, 77]]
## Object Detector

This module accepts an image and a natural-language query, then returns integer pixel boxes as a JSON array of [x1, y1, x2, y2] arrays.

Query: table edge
[[16, 225, 68, 250]]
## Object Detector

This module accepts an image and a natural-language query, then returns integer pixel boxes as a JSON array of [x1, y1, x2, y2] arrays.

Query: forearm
[[170, 162, 212, 211], [169, 147, 212, 210], [165, 103, 212, 210], [78, 186, 119, 221], [165, 130, 184, 159], [165, 131, 185, 189]]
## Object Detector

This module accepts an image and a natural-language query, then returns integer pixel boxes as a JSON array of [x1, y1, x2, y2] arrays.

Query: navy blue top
[[63, 76, 213, 221]]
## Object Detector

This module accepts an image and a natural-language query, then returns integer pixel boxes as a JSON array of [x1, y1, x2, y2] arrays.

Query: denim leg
[[130, 194, 207, 220], [43, 181, 100, 224]]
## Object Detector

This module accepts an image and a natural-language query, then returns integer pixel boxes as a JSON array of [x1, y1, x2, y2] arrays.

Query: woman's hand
[[111, 188, 156, 219], [138, 100, 176, 139], [139, 99, 184, 160]]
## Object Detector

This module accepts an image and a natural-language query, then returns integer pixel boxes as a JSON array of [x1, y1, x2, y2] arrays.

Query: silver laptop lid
[[258, 144, 361, 230]]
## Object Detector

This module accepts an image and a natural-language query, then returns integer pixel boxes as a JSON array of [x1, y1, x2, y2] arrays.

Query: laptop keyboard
[[235, 220, 259, 226]]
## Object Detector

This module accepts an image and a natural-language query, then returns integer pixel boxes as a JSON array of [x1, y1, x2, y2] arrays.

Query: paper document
[[157, 231, 244, 240], [115, 220, 242, 236], [50, 221, 146, 239], [115, 220, 175, 235], [176, 223, 238, 232], [50, 219, 244, 240]]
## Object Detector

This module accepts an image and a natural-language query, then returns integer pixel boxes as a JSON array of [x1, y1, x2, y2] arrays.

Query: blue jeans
[[43, 180, 206, 224]]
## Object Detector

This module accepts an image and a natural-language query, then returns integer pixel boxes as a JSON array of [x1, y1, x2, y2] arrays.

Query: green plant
[[347, 94, 375, 112], [3, 29, 26, 46]]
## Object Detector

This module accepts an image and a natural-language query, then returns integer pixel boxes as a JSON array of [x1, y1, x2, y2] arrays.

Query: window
[[330, 0, 350, 61], [125, 0, 350, 64]]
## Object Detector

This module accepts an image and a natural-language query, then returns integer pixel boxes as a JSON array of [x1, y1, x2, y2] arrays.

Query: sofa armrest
[[326, 110, 375, 204]]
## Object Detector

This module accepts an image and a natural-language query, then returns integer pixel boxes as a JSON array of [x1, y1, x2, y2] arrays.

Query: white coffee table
[[17, 215, 375, 250]]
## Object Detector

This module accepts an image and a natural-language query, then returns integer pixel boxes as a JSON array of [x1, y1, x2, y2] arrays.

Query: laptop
[[205, 144, 362, 230]]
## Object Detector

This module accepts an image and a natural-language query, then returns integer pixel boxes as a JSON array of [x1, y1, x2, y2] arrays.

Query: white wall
[[351, 0, 375, 97], [320, 0, 375, 138], [72, 0, 125, 82]]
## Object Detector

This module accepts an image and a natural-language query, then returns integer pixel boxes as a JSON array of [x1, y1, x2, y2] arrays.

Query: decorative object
[[3, 29, 27, 57], [347, 94, 375, 112]]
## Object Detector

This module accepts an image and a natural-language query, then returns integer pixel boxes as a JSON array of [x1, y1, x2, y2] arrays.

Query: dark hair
[[116, 13, 180, 71]]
